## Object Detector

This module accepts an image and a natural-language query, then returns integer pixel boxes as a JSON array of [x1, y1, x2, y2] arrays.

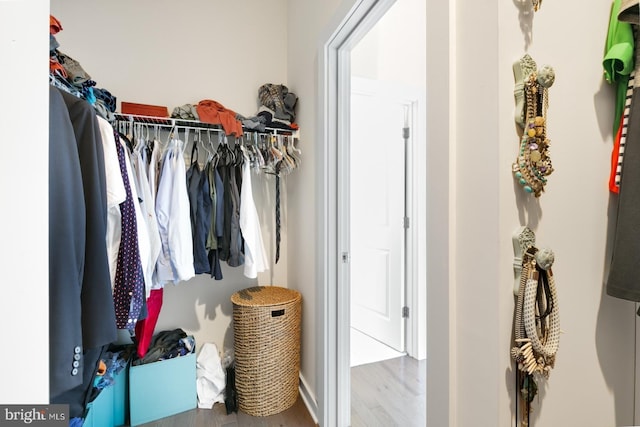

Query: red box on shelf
[[121, 102, 169, 118]]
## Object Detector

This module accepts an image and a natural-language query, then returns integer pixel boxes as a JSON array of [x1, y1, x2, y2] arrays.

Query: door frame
[[316, 0, 451, 426]]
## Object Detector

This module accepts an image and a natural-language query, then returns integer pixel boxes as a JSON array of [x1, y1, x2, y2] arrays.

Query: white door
[[350, 77, 409, 352]]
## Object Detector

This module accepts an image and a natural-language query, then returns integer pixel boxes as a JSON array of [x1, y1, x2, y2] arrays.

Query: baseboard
[[299, 373, 319, 425]]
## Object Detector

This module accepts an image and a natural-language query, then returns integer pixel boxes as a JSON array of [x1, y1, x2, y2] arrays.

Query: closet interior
[[49, 6, 304, 424]]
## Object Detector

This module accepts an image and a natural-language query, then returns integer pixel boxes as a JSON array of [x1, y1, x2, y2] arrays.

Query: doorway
[[317, 0, 450, 425], [347, 3, 426, 426], [349, 74, 426, 366], [349, 76, 409, 361]]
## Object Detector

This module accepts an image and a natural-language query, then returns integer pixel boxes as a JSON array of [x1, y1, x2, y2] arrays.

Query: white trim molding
[[316, 0, 453, 426], [425, 1, 452, 425], [299, 374, 319, 425]]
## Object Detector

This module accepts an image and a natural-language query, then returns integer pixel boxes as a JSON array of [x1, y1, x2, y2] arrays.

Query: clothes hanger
[[286, 135, 301, 163], [251, 132, 265, 171], [244, 133, 262, 170], [233, 136, 244, 167], [260, 134, 275, 174], [273, 135, 290, 174], [224, 134, 236, 165], [196, 129, 211, 168], [180, 127, 191, 157], [269, 135, 285, 174], [135, 124, 145, 153], [209, 131, 221, 168], [238, 138, 251, 165], [283, 135, 299, 169], [205, 129, 219, 166], [266, 135, 280, 174], [135, 124, 150, 162], [278, 135, 295, 173], [216, 132, 230, 166], [134, 123, 146, 152], [239, 133, 252, 169], [117, 120, 134, 153], [188, 131, 199, 170], [166, 123, 175, 143]]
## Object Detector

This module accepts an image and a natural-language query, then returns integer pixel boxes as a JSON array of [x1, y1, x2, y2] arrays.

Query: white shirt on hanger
[[239, 150, 269, 278], [155, 138, 195, 285], [96, 116, 126, 289], [131, 142, 163, 296]]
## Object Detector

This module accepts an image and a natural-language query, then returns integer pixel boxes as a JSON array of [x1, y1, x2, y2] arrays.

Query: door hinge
[[341, 252, 350, 263], [402, 127, 410, 139], [402, 306, 409, 318], [403, 217, 410, 229]]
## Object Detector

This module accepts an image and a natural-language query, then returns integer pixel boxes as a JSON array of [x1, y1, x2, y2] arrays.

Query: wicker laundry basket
[[231, 286, 302, 417]]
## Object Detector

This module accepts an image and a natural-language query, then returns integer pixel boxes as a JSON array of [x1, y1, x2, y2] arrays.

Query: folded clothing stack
[[132, 328, 195, 366], [49, 14, 117, 121], [256, 83, 299, 130]]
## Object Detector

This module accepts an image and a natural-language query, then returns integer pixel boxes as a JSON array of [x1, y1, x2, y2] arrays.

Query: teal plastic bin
[[128, 353, 197, 426], [83, 367, 128, 427]]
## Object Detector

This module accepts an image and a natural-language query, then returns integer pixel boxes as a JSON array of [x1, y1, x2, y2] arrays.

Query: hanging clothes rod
[[113, 112, 298, 136]]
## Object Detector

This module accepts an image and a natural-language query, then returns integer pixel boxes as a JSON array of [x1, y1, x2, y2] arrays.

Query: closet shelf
[[113, 112, 299, 136]]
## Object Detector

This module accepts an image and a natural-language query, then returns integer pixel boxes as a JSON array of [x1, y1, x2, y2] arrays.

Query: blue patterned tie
[[113, 131, 145, 330]]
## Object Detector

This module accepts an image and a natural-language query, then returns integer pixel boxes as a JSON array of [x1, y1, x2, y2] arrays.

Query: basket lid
[[231, 286, 301, 307]]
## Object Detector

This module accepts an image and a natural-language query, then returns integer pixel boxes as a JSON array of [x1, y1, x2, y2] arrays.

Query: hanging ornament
[[511, 227, 561, 426], [532, 0, 542, 12], [512, 56, 556, 197]]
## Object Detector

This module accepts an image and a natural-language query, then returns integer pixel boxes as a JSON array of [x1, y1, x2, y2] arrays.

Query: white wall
[[51, 0, 290, 357], [286, 0, 356, 414], [51, 0, 288, 117], [8, 0, 636, 422], [0, 0, 49, 404], [452, 1, 502, 424], [498, 1, 636, 425], [454, 0, 638, 425], [351, 0, 426, 89]]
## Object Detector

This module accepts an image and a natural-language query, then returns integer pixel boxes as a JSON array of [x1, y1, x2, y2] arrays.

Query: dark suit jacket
[[58, 88, 117, 350], [49, 86, 85, 398], [49, 88, 117, 407]]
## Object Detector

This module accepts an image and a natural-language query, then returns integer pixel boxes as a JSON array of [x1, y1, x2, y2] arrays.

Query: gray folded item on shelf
[[237, 113, 267, 132], [258, 83, 298, 123], [171, 104, 200, 121]]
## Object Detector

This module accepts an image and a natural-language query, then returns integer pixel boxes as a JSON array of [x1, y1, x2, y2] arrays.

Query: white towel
[[195, 342, 226, 409]]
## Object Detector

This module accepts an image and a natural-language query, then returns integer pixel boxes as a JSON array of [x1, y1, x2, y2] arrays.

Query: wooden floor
[[351, 356, 426, 427], [134, 396, 317, 427], [133, 355, 425, 427]]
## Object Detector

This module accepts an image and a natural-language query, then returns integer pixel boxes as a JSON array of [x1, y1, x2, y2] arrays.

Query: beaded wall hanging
[[511, 227, 560, 426], [532, 0, 542, 12], [512, 54, 556, 197]]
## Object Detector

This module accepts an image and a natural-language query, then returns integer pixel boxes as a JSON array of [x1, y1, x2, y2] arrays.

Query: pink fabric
[[134, 289, 164, 358]]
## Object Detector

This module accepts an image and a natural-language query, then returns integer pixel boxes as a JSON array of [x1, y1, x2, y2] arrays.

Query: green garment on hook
[[603, 0, 635, 136]]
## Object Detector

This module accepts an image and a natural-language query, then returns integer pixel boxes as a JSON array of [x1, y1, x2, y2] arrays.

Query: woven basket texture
[[231, 286, 302, 417]]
